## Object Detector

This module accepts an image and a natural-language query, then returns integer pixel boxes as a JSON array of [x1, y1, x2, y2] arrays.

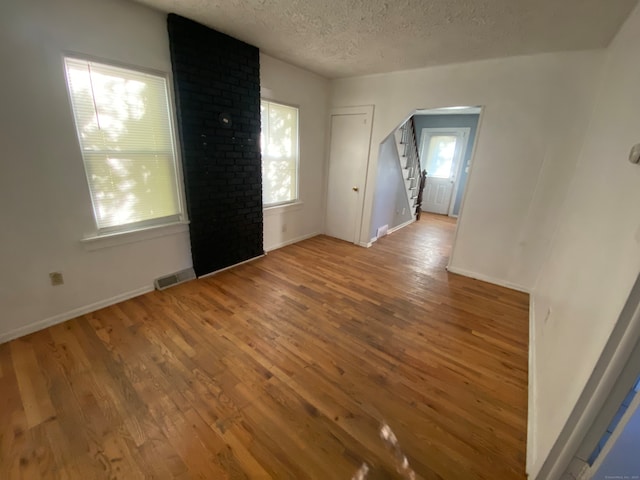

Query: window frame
[[260, 98, 300, 209], [62, 53, 188, 237]]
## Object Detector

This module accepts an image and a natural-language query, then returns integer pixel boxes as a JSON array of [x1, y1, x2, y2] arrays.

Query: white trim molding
[[263, 201, 304, 217], [81, 221, 189, 251], [265, 232, 319, 252], [198, 254, 266, 279], [388, 218, 416, 235], [446, 266, 530, 293], [447, 107, 485, 272], [0, 285, 154, 344], [527, 296, 537, 475]]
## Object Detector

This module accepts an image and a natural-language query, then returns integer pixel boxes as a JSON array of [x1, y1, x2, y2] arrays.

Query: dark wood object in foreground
[[0, 214, 528, 479]]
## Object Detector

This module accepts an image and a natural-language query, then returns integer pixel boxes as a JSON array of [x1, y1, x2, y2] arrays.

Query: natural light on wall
[[261, 100, 299, 207], [64, 57, 182, 231]]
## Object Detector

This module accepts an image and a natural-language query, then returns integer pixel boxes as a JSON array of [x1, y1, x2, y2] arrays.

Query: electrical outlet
[[49, 272, 64, 286], [402, 208, 406, 215]]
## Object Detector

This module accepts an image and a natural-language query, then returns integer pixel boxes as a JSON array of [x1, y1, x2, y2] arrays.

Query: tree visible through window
[[261, 100, 299, 206], [64, 57, 182, 231]]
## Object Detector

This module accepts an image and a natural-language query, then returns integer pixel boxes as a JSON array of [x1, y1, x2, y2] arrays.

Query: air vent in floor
[[154, 268, 196, 290]]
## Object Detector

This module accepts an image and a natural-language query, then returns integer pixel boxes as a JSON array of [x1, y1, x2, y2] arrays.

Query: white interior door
[[419, 128, 469, 215], [325, 111, 371, 243]]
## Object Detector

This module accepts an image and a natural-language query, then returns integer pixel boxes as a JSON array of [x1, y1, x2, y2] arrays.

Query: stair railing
[[399, 117, 423, 218]]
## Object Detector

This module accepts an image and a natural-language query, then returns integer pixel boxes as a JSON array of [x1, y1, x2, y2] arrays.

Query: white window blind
[[64, 57, 182, 231], [261, 100, 299, 206]]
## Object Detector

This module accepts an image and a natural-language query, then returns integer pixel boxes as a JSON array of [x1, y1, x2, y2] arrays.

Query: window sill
[[263, 201, 304, 217], [81, 221, 190, 251]]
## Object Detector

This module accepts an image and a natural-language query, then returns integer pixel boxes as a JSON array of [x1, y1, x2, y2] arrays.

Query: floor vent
[[154, 268, 196, 290], [377, 224, 389, 238]]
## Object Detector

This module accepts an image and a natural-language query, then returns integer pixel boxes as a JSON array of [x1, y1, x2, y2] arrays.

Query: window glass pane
[[64, 58, 181, 230], [83, 153, 180, 228], [261, 100, 298, 206], [425, 135, 457, 178]]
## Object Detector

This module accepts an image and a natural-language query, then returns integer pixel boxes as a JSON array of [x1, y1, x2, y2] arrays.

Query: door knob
[[352, 186, 359, 192]]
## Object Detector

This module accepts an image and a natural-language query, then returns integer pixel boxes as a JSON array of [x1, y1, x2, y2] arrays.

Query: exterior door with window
[[419, 128, 469, 215]]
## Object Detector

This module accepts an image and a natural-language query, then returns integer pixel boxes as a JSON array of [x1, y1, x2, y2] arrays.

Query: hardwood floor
[[0, 214, 529, 479]]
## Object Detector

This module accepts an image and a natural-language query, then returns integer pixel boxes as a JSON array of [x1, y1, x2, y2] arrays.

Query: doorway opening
[[366, 106, 482, 269], [541, 272, 640, 480], [587, 374, 640, 478], [419, 127, 469, 217], [414, 107, 481, 219]]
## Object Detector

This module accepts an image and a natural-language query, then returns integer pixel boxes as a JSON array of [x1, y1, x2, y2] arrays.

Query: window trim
[[80, 220, 190, 251], [263, 200, 304, 217], [260, 98, 300, 208], [62, 52, 188, 238]]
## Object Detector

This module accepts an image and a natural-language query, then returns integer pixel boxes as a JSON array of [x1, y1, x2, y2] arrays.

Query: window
[[424, 135, 457, 178], [64, 57, 182, 232], [260, 100, 299, 207]]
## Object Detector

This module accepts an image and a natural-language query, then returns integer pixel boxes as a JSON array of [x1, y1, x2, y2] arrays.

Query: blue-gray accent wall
[[369, 135, 413, 240], [413, 114, 479, 216]]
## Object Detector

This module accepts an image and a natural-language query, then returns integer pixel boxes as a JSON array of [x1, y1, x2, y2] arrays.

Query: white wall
[[260, 54, 329, 251], [529, 4, 640, 477], [0, 0, 193, 343], [330, 51, 603, 291], [0, 0, 328, 342]]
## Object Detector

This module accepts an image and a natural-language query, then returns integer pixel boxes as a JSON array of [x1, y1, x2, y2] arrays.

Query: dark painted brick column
[[167, 14, 263, 277]]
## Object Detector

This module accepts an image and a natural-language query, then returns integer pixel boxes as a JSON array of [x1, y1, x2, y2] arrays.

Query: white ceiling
[[134, 0, 638, 78]]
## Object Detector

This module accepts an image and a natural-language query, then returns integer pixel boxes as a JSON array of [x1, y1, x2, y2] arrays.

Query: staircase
[[394, 117, 424, 218]]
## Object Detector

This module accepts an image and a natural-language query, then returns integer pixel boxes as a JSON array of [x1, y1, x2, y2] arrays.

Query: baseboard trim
[[388, 218, 416, 235], [265, 232, 319, 252], [364, 218, 416, 247], [527, 296, 537, 475], [446, 266, 530, 293], [0, 285, 155, 344], [198, 254, 266, 279]]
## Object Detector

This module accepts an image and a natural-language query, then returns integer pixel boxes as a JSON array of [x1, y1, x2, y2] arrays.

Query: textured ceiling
[[134, 0, 638, 78]]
